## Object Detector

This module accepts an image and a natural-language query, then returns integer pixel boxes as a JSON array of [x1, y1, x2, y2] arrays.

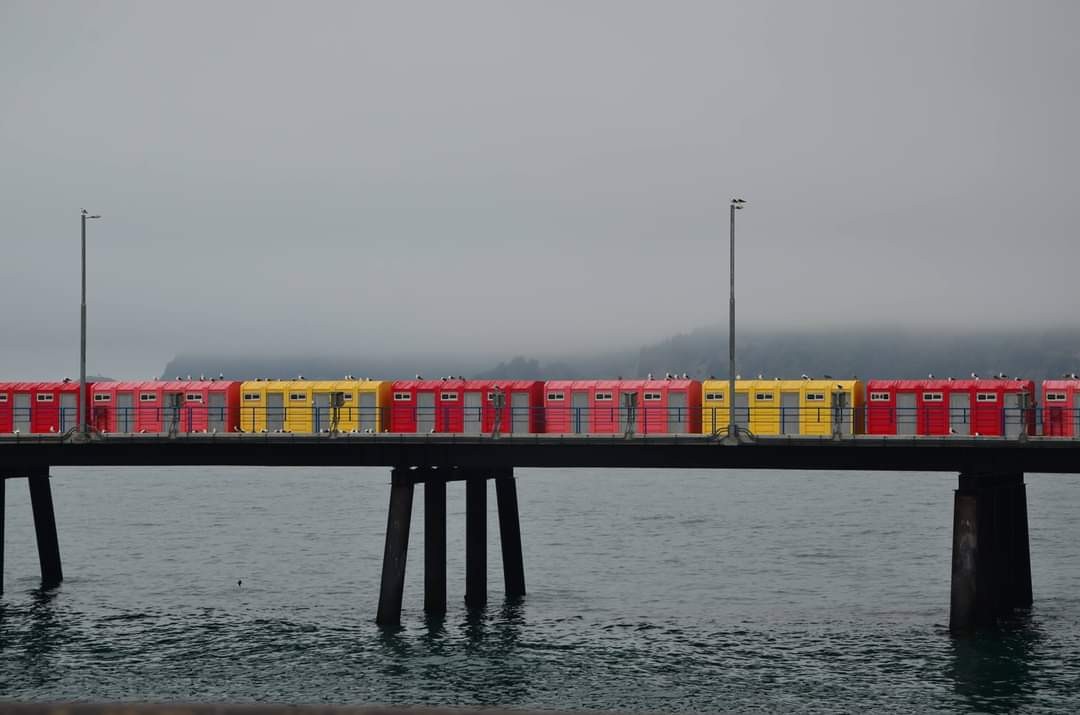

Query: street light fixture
[[729, 198, 745, 440], [80, 209, 101, 437]]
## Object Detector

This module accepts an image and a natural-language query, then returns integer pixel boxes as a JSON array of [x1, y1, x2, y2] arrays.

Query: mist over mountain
[[162, 326, 1080, 383]]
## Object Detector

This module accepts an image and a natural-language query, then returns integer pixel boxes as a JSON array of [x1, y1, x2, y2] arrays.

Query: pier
[[2, 433, 1079, 633]]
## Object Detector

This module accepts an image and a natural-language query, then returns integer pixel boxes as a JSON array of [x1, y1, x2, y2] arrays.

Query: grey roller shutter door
[[14, 393, 30, 432], [833, 392, 852, 435], [418, 392, 436, 433], [896, 393, 917, 435], [359, 392, 376, 432], [313, 392, 330, 432], [209, 392, 225, 432], [781, 392, 799, 435], [118, 392, 134, 433], [1004, 392, 1022, 438], [572, 391, 588, 434], [164, 393, 181, 432], [464, 391, 482, 435], [949, 393, 970, 435], [668, 391, 688, 433], [619, 392, 634, 433], [511, 392, 529, 434], [734, 392, 750, 429], [267, 392, 285, 431], [60, 393, 76, 432]]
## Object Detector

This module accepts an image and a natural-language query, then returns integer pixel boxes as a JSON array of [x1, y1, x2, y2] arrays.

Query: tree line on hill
[[161, 326, 1080, 384]]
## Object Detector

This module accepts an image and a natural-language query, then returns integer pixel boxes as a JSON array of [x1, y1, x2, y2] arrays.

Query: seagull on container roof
[[416, 374, 422, 380], [647, 373, 653, 380], [757, 374, 763, 379], [928, 373, 934, 379], [971, 372, 979, 379], [801, 374, 809, 380], [219, 373, 224, 380], [682, 373, 688, 379]]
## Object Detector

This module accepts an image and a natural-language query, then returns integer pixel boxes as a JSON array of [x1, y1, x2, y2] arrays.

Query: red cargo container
[[90, 380, 241, 433], [1042, 380, 1080, 437], [866, 379, 1035, 437], [0, 381, 87, 434], [389, 380, 544, 434], [543, 379, 702, 434]]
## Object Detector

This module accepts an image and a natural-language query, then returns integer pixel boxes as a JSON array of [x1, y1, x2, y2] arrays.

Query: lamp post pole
[[80, 209, 100, 436], [729, 198, 745, 439]]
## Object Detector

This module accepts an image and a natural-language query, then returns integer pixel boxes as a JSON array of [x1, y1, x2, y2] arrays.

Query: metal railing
[[1, 404, 1078, 439]]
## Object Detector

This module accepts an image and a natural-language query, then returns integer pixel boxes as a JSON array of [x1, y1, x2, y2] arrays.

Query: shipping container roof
[[93, 380, 241, 392], [545, 379, 699, 390], [391, 380, 541, 390], [1042, 379, 1080, 390], [0, 381, 84, 391], [865, 379, 1034, 390]]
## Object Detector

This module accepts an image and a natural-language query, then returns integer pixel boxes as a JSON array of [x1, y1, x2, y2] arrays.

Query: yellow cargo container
[[701, 380, 756, 434], [702, 379, 864, 436], [238, 379, 391, 433]]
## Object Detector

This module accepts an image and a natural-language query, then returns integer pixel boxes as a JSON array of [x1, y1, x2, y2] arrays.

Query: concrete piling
[[376, 468, 415, 625], [495, 469, 526, 598], [465, 474, 487, 609], [0, 476, 5, 594], [27, 467, 62, 589], [949, 471, 1032, 633], [424, 475, 447, 614]]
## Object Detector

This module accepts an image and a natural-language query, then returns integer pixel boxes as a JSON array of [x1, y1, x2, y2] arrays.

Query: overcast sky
[[1, 0, 1077, 379]]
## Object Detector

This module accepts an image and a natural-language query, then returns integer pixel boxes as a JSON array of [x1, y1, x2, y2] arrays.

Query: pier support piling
[[376, 468, 414, 625], [424, 475, 447, 614], [495, 469, 526, 598], [28, 467, 63, 589], [1, 476, 5, 594], [465, 474, 487, 609], [949, 471, 1032, 633]]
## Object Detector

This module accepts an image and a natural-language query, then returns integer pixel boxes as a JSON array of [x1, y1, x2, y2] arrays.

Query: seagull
[[971, 372, 979, 379], [801, 374, 809, 380], [682, 373, 688, 380], [647, 373, 654, 380], [928, 373, 934, 379], [416, 374, 422, 380]]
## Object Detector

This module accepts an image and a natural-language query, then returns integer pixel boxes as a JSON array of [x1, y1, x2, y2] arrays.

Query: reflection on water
[[0, 467, 1078, 711], [947, 612, 1043, 713]]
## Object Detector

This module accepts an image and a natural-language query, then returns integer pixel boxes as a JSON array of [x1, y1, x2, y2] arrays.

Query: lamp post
[[80, 209, 101, 436], [729, 198, 745, 439]]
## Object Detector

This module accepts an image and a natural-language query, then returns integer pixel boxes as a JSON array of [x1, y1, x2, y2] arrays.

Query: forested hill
[[162, 326, 1080, 383], [478, 327, 1080, 382]]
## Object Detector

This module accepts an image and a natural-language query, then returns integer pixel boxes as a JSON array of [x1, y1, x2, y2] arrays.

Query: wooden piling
[[376, 468, 414, 625], [495, 469, 526, 598]]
